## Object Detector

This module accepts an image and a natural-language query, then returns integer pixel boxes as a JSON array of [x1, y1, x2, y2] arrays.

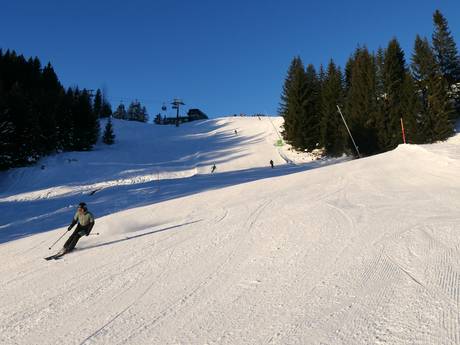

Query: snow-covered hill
[[1, 117, 459, 345], [0, 117, 344, 243]]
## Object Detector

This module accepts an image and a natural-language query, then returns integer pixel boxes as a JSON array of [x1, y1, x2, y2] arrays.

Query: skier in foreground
[[63, 202, 95, 253], [47, 202, 95, 259]]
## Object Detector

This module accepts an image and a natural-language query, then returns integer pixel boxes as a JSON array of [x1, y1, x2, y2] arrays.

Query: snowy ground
[[0, 117, 459, 344], [0, 117, 344, 243]]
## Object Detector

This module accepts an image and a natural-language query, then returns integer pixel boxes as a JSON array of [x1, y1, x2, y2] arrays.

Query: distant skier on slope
[[211, 164, 216, 173], [63, 202, 95, 253], [270, 160, 274, 168]]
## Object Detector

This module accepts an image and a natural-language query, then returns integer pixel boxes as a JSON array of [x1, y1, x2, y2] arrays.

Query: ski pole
[[48, 230, 69, 250]]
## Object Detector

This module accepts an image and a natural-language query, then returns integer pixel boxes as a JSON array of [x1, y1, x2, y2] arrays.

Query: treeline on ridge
[[280, 10, 460, 157], [0, 50, 116, 170]]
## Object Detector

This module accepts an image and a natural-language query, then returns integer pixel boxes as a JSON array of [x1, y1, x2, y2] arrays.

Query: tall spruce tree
[[141, 106, 148, 122], [301, 64, 321, 151], [429, 76, 454, 141], [56, 88, 75, 151], [432, 10, 460, 85], [38, 62, 62, 154], [0, 84, 15, 169], [0, 52, 14, 168], [374, 47, 386, 148], [379, 38, 407, 150], [0, 119, 14, 169], [7, 82, 40, 165], [345, 47, 380, 155], [72, 89, 99, 150], [432, 10, 460, 117], [318, 64, 326, 86], [400, 72, 423, 144], [93, 89, 102, 117], [101, 100, 112, 117], [344, 55, 354, 94], [375, 47, 385, 100], [320, 60, 347, 155], [411, 36, 454, 142], [317, 63, 326, 149], [279, 56, 308, 149]]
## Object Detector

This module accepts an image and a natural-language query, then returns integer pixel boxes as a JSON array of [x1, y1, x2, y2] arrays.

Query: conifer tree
[[400, 72, 423, 144], [38, 62, 62, 154], [279, 56, 308, 149], [113, 103, 127, 120], [432, 9, 460, 117], [101, 100, 112, 117], [56, 88, 75, 151], [429, 77, 455, 140], [432, 10, 460, 85], [374, 47, 385, 130], [0, 50, 103, 169], [70, 88, 84, 150], [318, 64, 326, 86], [375, 47, 385, 91], [0, 121, 14, 169], [93, 89, 102, 117], [102, 117, 115, 145], [141, 106, 148, 122], [344, 55, 354, 93], [320, 60, 347, 155], [317, 63, 326, 148], [0, 104, 15, 169], [300, 64, 321, 151], [7, 83, 40, 165], [345, 47, 379, 155], [379, 38, 407, 150], [127, 100, 140, 121], [411, 36, 454, 142], [0, 52, 14, 167], [72, 89, 99, 150], [126, 100, 148, 122]]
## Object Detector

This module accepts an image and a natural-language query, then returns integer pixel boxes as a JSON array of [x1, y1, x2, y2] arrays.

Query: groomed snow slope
[[1, 117, 459, 345], [0, 117, 338, 243]]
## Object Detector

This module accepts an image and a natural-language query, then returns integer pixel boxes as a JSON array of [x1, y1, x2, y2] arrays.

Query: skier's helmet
[[78, 202, 87, 211]]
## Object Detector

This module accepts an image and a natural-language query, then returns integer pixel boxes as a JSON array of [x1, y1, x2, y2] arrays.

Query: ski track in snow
[[107, 200, 272, 345], [1, 117, 460, 344]]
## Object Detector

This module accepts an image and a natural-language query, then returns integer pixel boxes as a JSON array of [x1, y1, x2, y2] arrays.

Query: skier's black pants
[[64, 225, 89, 252]]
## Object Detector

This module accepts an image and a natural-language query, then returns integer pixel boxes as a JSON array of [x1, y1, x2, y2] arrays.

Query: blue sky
[[1, 0, 459, 118]]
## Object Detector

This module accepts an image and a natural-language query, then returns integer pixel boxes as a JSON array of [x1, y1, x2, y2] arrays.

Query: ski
[[44, 249, 67, 260]]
